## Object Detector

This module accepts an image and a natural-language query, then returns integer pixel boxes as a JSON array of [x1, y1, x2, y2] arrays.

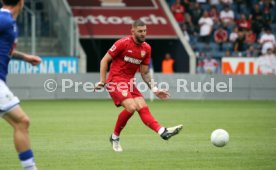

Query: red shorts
[[106, 82, 143, 107]]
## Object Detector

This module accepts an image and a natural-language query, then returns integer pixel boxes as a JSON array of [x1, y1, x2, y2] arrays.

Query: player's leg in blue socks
[[19, 149, 37, 170], [3, 106, 38, 170]]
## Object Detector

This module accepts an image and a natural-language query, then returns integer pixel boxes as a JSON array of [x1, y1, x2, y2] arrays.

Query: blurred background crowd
[[167, 0, 276, 74]]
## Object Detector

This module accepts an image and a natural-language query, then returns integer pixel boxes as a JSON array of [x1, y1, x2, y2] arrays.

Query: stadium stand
[[9, 0, 61, 56], [167, 0, 276, 74]]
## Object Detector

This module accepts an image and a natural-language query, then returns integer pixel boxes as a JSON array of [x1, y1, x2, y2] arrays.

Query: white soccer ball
[[211, 129, 229, 147]]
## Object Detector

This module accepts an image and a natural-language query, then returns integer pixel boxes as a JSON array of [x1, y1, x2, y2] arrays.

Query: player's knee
[[18, 116, 30, 129], [125, 104, 137, 113], [136, 103, 148, 111]]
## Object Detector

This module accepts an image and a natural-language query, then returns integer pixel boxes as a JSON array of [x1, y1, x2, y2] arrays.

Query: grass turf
[[0, 100, 276, 170]]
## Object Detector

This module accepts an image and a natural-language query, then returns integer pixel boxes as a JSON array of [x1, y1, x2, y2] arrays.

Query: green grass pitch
[[0, 100, 276, 170]]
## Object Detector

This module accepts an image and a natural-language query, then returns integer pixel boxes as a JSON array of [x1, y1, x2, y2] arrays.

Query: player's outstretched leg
[[138, 106, 183, 140], [138, 106, 162, 132], [160, 124, 183, 140]]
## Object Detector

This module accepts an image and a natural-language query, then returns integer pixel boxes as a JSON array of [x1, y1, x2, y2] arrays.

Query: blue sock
[[19, 149, 33, 161], [18, 149, 36, 169]]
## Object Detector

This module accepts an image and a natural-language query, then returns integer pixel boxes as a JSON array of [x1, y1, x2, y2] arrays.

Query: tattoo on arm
[[141, 65, 156, 89], [11, 51, 26, 60]]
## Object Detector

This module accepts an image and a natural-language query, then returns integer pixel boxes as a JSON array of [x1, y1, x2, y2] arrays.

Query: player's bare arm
[[140, 64, 156, 89], [96, 53, 113, 89], [140, 64, 170, 100], [12, 50, 41, 66]]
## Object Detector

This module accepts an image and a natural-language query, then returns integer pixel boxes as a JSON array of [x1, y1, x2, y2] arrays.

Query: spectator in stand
[[181, 0, 191, 13], [190, 2, 203, 32], [219, 5, 235, 30], [256, 48, 276, 75], [245, 30, 256, 46], [209, 5, 221, 30], [259, 27, 276, 54], [245, 45, 259, 57], [202, 56, 219, 74], [183, 14, 198, 44], [229, 26, 239, 43], [236, 14, 252, 31], [162, 53, 175, 74], [182, 9, 194, 34], [209, 5, 220, 21], [259, 0, 275, 11], [214, 26, 228, 51], [262, 7, 273, 26], [171, 0, 185, 26], [196, 52, 206, 73], [182, 24, 190, 42], [233, 31, 245, 54], [250, 4, 264, 36], [198, 11, 214, 43]]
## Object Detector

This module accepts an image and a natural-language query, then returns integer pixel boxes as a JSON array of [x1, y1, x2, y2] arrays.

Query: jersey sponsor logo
[[141, 50, 146, 58], [124, 56, 142, 65], [127, 50, 133, 53]]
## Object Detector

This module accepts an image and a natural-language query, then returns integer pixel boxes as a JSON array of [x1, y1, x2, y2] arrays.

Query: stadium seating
[[168, 0, 276, 73]]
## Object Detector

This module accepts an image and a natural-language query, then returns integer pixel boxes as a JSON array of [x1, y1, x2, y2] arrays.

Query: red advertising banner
[[68, 0, 177, 38]]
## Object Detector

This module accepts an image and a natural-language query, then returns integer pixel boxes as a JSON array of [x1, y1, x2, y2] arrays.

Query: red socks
[[138, 107, 162, 133], [113, 107, 162, 136], [113, 109, 134, 136]]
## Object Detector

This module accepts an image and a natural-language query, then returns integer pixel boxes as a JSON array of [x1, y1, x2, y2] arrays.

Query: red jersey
[[236, 19, 251, 30], [214, 29, 228, 42], [107, 36, 151, 82], [171, 4, 185, 23]]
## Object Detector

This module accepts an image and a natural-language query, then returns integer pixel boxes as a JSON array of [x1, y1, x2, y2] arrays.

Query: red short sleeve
[[142, 45, 151, 65], [108, 38, 126, 58]]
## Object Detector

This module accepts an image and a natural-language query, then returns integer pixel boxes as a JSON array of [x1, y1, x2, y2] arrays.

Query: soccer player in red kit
[[96, 20, 183, 152]]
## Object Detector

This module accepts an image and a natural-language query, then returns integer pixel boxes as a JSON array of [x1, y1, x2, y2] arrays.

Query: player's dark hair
[[132, 19, 146, 28], [2, 0, 20, 6]]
